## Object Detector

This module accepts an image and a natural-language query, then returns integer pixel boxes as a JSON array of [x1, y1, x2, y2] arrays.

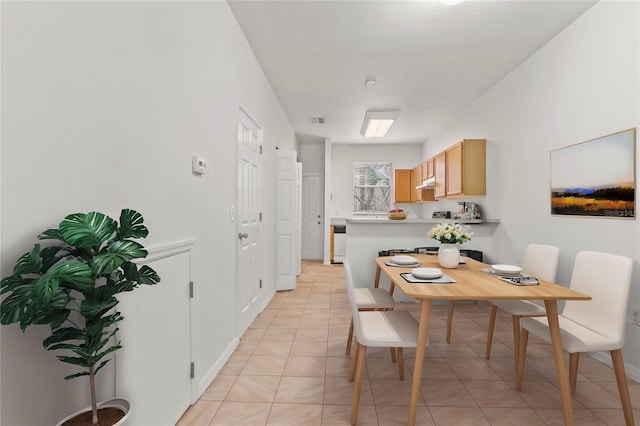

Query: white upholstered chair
[[344, 260, 428, 425], [345, 285, 396, 356], [485, 244, 560, 370], [516, 251, 635, 426]]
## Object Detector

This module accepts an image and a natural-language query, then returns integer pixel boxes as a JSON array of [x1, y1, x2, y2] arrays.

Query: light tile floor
[[177, 260, 639, 425]]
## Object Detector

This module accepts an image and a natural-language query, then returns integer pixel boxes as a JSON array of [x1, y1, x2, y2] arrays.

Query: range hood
[[415, 177, 435, 189]]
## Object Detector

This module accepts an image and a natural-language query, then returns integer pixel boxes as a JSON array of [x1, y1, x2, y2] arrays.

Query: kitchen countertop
[[345, 217, 499, 224]]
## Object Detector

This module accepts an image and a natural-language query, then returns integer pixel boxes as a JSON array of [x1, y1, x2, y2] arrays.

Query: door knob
[[238, 232, 248, 240]]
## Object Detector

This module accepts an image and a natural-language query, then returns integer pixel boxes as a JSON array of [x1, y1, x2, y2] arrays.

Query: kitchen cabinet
[[394, 169, 415, 203], [424, 158, 434, 179], [395, 168, 435, 203], [413, 165, 423, 202], [445, 139, 486, 198], [433, 151, 447, 199]]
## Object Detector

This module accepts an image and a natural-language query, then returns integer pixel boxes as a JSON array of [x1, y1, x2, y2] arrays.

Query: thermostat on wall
[[192, 155, 206, 174]]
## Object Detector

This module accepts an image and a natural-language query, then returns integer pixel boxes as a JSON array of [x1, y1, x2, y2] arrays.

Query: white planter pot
[[56, 398, 131, 426], [438, 244, 460, 269]]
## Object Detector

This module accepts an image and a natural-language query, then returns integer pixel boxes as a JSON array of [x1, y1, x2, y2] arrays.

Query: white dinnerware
[[411, 267, 443, 279], [391, 255, 418, 265]]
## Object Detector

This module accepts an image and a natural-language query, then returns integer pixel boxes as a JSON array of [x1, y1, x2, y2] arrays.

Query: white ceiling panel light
[[360, 110, 400, 138]]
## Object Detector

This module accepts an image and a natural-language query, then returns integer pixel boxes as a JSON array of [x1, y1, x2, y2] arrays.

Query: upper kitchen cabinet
[[394, 169, 415, 203], [433, 151, 447, 199], [445, 139, 486, 198]]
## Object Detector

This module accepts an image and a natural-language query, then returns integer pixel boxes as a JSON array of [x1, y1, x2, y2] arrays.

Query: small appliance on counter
[[454, 202, 481, 220], [432, 211, 451, 219]]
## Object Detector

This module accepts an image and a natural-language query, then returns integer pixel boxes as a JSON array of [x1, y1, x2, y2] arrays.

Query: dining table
[[374, 253, 591, 426]]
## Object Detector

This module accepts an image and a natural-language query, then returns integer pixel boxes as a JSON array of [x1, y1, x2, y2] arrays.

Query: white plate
[[411, 267, 443, 279], [491, 264, 522, 275], [391, 255, 418, 265]]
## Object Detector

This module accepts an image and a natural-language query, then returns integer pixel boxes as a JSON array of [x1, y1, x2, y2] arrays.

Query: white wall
[[422, 2, 640, 372], [0, 2, 295, 425], [300, 142, 325, 175], [330, 143, 424, 219]]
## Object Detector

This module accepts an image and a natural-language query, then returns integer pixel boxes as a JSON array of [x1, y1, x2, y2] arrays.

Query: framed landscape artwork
[[551, 128, 636, 218]]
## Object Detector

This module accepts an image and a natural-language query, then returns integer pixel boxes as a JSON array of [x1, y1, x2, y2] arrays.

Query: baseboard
[[589, 351, 640, 383], [262, 289, 277, 310], [193, 337, 240, 403]]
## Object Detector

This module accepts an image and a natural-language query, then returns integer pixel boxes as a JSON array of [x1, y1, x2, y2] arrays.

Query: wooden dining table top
[[376, 254, 591, 302]]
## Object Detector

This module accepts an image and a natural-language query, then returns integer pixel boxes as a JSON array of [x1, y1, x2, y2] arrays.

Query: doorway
[[302, 174, 324, 259], [236, 104, 262, 335]]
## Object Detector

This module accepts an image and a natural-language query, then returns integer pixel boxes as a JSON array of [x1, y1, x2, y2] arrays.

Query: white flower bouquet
[[427, 223, 472, 244]]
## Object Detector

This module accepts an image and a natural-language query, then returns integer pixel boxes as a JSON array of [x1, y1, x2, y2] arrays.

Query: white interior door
[[276, 151, 297, 290], [237, 105, 262, 335], [302, 174, 324, 259], [296, 162, 302, 276]]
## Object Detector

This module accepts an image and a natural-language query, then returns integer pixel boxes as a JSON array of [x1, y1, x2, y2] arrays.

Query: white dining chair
[[484, 244, 560, 371], [345, 285, 396, 356], [344, 260, 428, 425], [516, 251, 635, 426]]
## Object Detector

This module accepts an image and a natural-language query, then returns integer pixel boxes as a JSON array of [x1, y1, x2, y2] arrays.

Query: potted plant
[[0, 209, 160, 425], [427, 222, 472, 268]]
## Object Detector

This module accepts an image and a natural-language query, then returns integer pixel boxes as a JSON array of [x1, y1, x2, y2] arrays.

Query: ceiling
[[228, 1, 596, 145]]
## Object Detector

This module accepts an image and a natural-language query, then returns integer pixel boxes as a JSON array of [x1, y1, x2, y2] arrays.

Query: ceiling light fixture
[[364, 77, 376, 87], [360, 110, 400, 138]]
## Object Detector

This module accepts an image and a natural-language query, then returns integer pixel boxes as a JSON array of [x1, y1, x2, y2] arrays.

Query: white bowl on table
[[411, 267, 443, 279], [391, 255, 418, 265], [490, 264, 522, 275]]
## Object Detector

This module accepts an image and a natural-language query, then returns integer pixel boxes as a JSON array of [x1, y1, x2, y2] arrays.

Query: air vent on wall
[[310, 117, 325, 124]]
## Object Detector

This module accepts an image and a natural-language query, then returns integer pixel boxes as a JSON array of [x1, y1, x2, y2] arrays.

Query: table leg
[[544, 300, 574, 426], [408, 298, 432, 426], [374, 265, 381, 288]]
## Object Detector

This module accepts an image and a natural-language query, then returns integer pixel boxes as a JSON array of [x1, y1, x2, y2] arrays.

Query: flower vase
[[438, 244, 460, 268]]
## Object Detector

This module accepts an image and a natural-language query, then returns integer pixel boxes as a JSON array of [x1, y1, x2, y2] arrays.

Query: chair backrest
[[562, 251, 633, 348], [521, 244, 560, 282], [343, 260, 363, 334]]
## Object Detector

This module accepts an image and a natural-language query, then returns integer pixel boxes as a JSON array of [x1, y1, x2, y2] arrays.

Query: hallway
[[178, 260, 639, 425]]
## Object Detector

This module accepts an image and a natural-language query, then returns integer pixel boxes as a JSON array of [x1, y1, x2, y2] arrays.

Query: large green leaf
[[118, 209, 149, 239], [90, 240, 146, 276], [0, 275, 28, 295], [13, 245, 43, 275], [59, 212, 117, 249], [137, 265, 161, 285], [44, 261, 93, 292], [38, 228, 63, 241], [80, 297, 118, 318], [43, 327, 85, 348], [33, 276, 59, 304], [0, 285, 34, 325]]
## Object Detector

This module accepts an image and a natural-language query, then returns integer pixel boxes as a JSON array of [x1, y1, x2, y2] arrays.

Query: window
[[353, 161, 392, 214]]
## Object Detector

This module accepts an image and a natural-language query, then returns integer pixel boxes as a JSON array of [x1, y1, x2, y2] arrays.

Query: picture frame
[[550, 128, 636, 218]]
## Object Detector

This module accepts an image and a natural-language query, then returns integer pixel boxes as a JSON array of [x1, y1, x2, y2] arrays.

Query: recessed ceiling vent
[[310, 117, 325, 124]]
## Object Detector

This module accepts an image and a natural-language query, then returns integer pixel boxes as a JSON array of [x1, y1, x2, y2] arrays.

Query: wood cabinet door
[[413, 165, 422, 202], [426, 158, 434, 178], [446, 143, 463, 196], [434, 152, 447, 199], [394, 169, 413, 203]]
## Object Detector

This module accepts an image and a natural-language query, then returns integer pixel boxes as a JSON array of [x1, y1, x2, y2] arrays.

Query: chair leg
[[515, 327, 529, 391], [512, 315, 521, 373], [346, 318, 354, 355], [568, 352, 580, 395], [397, 348, 404, 380], [350, 345, 367, 425], [348, 340, 360, 382], [485, 304, 498, 359], [446, 300, 454, 343], [610, 349, 635, 426]]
